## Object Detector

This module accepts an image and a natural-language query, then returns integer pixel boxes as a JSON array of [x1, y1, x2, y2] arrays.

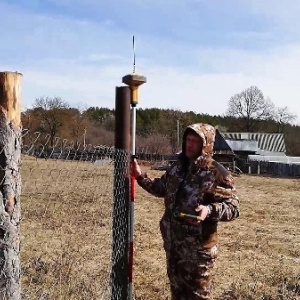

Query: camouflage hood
[[182, 123, 216, 158]]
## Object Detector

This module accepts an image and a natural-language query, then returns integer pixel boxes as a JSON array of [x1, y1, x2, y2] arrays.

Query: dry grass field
[[20, 156, 300, 299]]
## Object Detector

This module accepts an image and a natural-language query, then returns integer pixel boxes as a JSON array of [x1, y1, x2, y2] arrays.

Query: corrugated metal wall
[[223, 132, 286, 152]]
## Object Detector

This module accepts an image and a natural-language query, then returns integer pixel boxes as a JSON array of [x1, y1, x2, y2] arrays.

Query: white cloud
[[1, 1, 300, 125], [137, 44, 300, 123], [15, 42, 300, 126]]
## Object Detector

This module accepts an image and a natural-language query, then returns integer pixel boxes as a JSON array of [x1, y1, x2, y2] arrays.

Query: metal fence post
[[0, 71, 22, 300], [112, 86, 131, 300]]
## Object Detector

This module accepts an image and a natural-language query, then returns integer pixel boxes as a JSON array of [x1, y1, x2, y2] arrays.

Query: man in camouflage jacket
[[132, 123, 240, 300]]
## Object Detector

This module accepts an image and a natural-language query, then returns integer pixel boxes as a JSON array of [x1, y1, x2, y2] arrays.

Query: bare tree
[[136, 133, 172, 154], [101, 113, 115, 131], [33, 97, 69, 145], [156, 109, 193, 153], [66, 106, 91, 147], [86, 125, 114, 146], [226, 86, 274, 132], [272, 106, 297, 133]]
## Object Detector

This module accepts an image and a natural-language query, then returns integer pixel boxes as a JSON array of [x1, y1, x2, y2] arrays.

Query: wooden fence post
[[0, 71, 22, 299]]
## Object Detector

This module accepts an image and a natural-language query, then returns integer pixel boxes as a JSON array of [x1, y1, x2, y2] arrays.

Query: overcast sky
[[1, 0, 300, 123]]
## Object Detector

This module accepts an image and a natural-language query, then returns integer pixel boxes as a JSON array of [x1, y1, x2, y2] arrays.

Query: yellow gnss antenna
[[122, 35, 147, 105]]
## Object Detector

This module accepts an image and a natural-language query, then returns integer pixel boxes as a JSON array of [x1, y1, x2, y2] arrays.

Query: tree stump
[[0, 71, 22, 300]]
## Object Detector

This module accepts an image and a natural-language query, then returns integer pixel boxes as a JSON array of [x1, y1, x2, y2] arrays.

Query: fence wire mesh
[[20, 131, 129, 300], [7, 130, 299, 300]]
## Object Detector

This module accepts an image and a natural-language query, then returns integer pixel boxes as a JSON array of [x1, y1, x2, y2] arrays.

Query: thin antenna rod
[[133, 35, 136, 73]]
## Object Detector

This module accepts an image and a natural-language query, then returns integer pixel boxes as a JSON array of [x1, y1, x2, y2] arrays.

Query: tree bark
[[0, 72, 22, 299]]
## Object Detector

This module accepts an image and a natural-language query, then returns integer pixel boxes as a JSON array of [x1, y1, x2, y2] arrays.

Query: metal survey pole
[[122, 37, 147, 298], [129, 100, 137, 299]]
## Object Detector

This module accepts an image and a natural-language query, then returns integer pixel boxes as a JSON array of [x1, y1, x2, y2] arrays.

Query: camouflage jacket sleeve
[[136, 171, 167, 198], [201, 158, 240, 222]]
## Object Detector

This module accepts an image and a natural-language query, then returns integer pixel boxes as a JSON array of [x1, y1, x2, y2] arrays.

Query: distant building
[[221, 132, 286, 158], [218, 132, 289, 172], [213, 129, 235, 168]]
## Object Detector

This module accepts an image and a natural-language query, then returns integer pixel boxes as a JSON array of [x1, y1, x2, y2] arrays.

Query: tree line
[[21, 86, 300, 156]]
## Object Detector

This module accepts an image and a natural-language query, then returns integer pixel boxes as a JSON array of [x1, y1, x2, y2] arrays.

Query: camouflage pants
[[165, 223, 218, 300]]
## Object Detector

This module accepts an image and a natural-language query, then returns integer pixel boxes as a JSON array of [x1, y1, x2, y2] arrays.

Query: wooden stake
[[0, 71, 22, 300]]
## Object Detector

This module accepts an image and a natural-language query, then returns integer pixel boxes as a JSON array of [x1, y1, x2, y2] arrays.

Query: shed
[[220, 132, 287, 172], [213, 129, 235, 168]]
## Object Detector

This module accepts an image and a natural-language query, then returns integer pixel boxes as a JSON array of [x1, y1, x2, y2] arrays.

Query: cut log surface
[[0, 72, 22, 127], [0, 71, 22, 300]]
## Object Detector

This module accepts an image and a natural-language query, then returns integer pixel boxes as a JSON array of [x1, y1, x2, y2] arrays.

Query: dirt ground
[[20, 158, 300, 299]]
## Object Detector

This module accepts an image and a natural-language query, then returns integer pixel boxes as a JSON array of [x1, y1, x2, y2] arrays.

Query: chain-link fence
[[20, 132, 129, 299]]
